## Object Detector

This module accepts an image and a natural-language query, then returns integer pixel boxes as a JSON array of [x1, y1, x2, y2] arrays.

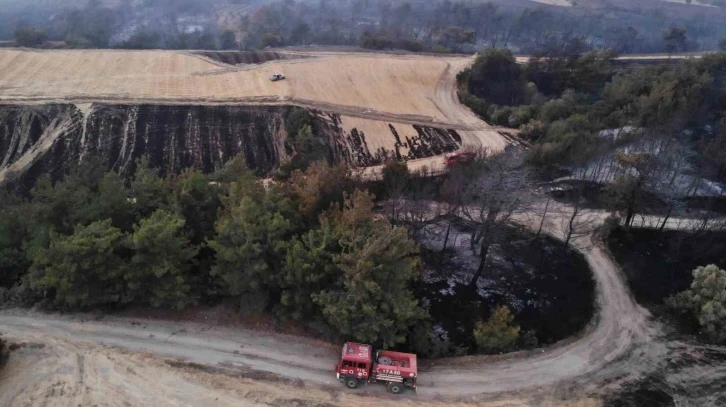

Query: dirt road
[[0, 207, 697, 406]]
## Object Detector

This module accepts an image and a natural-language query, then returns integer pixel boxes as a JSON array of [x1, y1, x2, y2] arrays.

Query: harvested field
[[0, 48, 510, 177], [0, 50, 470, 126]]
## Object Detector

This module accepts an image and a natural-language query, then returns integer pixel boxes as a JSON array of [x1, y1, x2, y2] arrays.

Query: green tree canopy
[[210, 181, 297, 310], [219, 30, 238, 50], [312, 191, 425, 347], [668, 265, 726, 344], [170, 169, 222, 244], [130, 156, 172, 220], [468, 48, 526, 106], [30, 220, 127, 308], [663, 27, 688, 54], [126, 210, 199, 309], [280, 225, 338, 321], [0, 192, 30, 288]]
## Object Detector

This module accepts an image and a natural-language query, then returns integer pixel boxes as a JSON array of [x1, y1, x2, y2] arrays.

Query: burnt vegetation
[[459, 48, 726, 346], [3, 0, 726, 54]]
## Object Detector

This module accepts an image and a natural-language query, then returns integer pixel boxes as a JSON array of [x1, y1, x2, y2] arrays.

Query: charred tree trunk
[[469, 239, 491, 287], [564, 208, 577, 247], [469, 210, 497, 287], [624, 185, 638, 228], [659, 205, 672, 232], [441, 221, 452, 252], [536, 197, 551, 238]]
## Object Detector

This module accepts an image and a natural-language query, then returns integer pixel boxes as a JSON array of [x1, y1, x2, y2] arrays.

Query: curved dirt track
[[0, 207, 675, 406]]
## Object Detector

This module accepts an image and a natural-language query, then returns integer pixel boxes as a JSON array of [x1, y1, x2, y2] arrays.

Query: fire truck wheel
[[387, 382, 403, 394], [345, 378, 359, 389]]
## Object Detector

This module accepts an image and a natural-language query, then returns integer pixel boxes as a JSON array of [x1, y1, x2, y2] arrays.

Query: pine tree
[[170, 169, 222, 245], [30, 220, 127, 308], [210, 182, 296, 311], [130, 156, 171, 220], [312, 191, 425, 347], [280, 226, 338, 321], [668, 265, 726, 344], [126, 210, 199, 309]]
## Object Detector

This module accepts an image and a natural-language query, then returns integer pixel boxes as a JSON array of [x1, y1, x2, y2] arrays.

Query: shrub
[[490, 106, 514, 126], [461, 94, 491, 121], [508, 106, 535, 128], [519, 120, 547, 142], [474, 305, 520, 353], [14, 27, 48, 47]]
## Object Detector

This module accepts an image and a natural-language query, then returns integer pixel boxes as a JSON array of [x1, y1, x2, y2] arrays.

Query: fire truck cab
[[335, 342, 417, 394]]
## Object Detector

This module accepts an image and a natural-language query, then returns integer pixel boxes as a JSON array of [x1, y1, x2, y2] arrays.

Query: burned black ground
[[193, 51, 311, 66], [414, 223, 595, 353], [606, 228, 726, 308]]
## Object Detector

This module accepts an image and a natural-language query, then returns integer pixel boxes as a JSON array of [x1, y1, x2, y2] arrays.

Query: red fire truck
[[444, 151, 477, 167], [334, 342, 418, 394]]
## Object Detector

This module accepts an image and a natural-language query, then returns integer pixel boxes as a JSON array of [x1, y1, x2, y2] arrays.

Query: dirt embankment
[[192, 50, 312, 66]]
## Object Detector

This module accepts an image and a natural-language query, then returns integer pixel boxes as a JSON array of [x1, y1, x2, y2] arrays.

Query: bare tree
[[459, 147, 533, 287], [381, 159, 409, 222], [536, 195, 551, 238], [560, 187, 600, 248]]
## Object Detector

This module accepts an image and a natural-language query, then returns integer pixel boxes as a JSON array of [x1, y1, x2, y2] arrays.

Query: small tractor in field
[[269, 73, 286, 81], [335, 342, 417, 394]]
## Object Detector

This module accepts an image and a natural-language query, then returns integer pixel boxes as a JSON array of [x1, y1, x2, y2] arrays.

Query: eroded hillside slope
[[0, 104, 464, 187]]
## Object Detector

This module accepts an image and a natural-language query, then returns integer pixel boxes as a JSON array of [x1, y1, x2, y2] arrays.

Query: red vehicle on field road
[[334, 342, 418, 394], [444, 151, 477, 167]]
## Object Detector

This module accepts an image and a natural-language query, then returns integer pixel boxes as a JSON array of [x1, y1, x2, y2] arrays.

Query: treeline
[[0, 155, 432, 349], [0, 146, 586, 357], [6, 0, 726, 54], [7, 0, 223, 50], [237, 0, 726, 54]]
